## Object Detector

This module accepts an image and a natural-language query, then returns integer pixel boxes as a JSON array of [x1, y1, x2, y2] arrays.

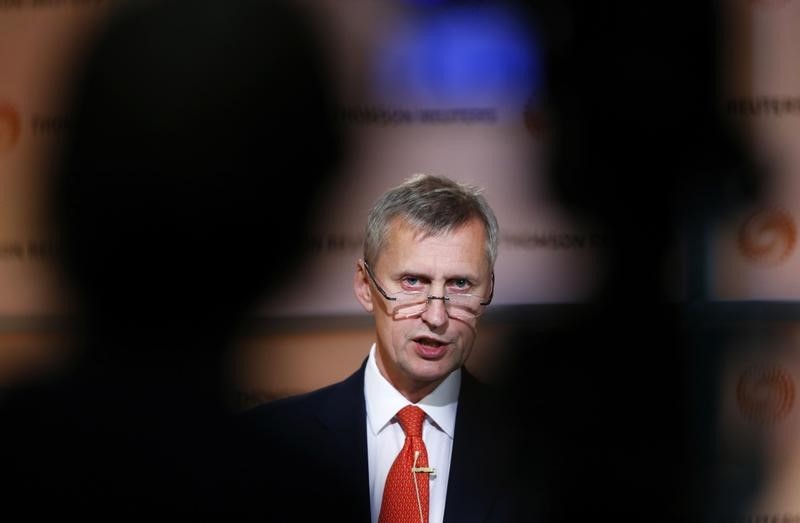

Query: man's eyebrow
[[394, 268, 481, 281]]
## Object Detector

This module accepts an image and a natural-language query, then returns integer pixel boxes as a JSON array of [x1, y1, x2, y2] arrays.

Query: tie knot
[[396, 405, 425, 437]]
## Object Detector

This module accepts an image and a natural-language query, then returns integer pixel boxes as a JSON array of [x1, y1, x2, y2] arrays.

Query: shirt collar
[[364, 343, 460, 439]]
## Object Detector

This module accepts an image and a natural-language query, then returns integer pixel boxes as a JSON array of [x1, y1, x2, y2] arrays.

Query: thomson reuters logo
[[0, 102, 21, 154], [736, 364, 795, 424], [737, 208, 797, 266]]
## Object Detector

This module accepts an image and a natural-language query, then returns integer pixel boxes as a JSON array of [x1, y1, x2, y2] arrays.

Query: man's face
[[354, 217, 493, 401]]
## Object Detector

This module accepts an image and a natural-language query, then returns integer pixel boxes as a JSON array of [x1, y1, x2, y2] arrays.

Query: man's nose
[[421, 295, 449, 327]]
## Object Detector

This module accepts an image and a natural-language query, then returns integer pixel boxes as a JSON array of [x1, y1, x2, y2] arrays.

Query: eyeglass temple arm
[[479, 272, 495, 306], [363, 259, 397, 302]]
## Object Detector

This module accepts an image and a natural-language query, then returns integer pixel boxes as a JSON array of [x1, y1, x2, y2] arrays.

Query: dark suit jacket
[[240, 358, 540, 522]]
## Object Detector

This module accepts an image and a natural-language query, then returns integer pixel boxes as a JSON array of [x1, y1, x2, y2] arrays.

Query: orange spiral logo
[[736, 364, 795, 424], [737, 208, 797, 265], [0, 102, 21, 155]]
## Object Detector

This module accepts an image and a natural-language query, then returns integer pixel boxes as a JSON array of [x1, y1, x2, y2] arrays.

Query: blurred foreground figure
[[1, 0, 342, 517], [499, 2, 762, 522]]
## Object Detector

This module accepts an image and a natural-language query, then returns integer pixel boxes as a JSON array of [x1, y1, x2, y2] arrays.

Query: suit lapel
[[316, 358, 371, 521], [443, 370, 504, 523]]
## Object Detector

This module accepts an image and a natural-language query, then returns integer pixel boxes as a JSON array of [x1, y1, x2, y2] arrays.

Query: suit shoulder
[[238, 367, 362, 432], [243, 382, 328, 419], [461, 368, 503, 404]]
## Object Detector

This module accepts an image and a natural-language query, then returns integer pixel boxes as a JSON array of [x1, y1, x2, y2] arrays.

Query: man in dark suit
[[245, 174, 535, 522]]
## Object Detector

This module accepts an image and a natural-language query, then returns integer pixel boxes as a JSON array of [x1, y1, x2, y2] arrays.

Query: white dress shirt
[[364, 343, 460, 523]]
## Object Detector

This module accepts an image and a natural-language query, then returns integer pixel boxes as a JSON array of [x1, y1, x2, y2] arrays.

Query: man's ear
[[353, 260, 374, 312]]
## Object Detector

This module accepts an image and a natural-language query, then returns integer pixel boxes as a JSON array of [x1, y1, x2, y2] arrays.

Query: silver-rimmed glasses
[[363, 259, 494, 321]]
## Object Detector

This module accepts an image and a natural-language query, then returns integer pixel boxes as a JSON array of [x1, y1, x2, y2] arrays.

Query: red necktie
[[379, 405, 430, 523]]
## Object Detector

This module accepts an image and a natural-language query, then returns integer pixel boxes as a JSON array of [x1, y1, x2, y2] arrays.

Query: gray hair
[[363, 173, 499, 268]]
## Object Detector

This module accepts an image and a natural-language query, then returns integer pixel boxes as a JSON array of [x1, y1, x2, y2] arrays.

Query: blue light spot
[[373, 6, 541, 108]]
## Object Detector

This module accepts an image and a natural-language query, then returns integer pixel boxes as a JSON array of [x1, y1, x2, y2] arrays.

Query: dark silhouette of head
[[0, 1, 344, 517], [499, 2, 765, 522], [52, 0, 343, 352]]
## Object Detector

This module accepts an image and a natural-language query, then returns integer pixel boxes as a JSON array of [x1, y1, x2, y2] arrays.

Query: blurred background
[[2, 0, 800, 520]]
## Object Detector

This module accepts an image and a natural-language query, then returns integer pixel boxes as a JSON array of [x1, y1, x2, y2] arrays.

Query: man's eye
[[402, 276, 421, 287], [453, 279, 469, 288]]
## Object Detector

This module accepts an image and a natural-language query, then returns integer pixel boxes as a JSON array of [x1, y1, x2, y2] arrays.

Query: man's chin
[[408, 360, 456, 384]]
